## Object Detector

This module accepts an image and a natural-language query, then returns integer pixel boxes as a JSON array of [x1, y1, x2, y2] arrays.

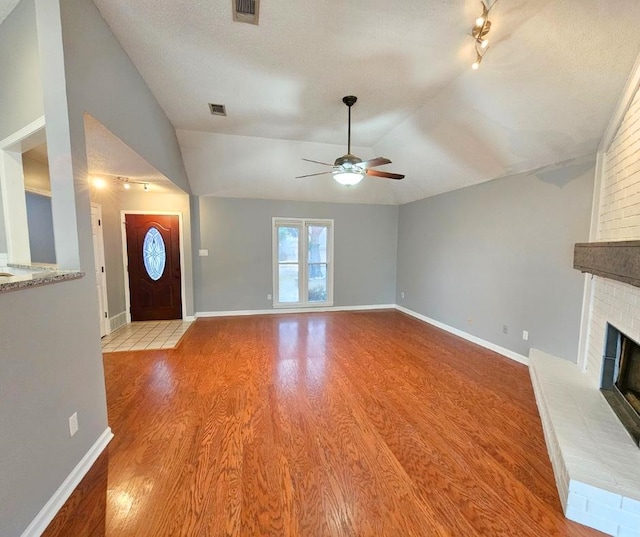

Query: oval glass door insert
[[142, 227, 166, 281]]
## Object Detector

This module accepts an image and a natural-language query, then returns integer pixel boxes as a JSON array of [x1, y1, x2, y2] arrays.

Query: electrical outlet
[[400, 292, 405, 299], [522, 330, 529, 341], [69, 412, 78, 437], [502, 324, 508, 335], [468, 318, 473, 324], [267, 293, 272, 300]]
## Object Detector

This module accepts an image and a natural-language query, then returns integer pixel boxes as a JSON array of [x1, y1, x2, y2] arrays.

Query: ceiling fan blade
[[360, 157, 392, 169], [302, 158, 334, 167], [295, 171, 333, 178], [366, 169, 405, 180]]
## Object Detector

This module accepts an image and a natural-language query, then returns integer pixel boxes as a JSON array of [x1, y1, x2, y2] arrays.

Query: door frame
[[121, 210, 187, 323], [91, 203, 110, 336]]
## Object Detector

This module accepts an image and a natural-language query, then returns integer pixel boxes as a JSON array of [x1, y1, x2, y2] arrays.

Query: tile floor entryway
[[101, 320, 193, 352]]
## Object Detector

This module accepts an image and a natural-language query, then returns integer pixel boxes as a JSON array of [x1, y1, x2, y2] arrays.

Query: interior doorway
[[123, 212, 183, 321], [91, 203, 109, 336]]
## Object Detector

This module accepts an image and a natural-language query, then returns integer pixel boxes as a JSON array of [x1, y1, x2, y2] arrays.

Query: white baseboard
[[109, 312, 128, 333], [395, 305, 529, 366], [184, 315, 196, 322], [195, 304, 528, 366], [20, 427, 114, 537], [196, 304, 396, 318]]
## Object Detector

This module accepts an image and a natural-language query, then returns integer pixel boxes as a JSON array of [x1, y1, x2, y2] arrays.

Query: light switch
[[199, 249, 209, 257]]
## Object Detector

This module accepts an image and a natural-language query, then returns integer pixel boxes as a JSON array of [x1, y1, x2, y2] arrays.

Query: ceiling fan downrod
[[343, 95, 357, 155], [294, 95, 404, 182]]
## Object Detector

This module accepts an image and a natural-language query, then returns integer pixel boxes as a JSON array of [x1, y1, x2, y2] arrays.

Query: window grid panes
[[274, 219, 333, 308]]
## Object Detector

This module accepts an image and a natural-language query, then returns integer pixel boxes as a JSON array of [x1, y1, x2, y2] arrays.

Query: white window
[[273, 218, 334, 308]]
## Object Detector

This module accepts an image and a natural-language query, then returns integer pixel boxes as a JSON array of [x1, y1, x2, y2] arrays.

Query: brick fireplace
[[600, 325, 640, 445], [529, 61, 640, 537]]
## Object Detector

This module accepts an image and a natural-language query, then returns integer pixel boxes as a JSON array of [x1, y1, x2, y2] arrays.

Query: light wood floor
[[44, 311, 605, 536]]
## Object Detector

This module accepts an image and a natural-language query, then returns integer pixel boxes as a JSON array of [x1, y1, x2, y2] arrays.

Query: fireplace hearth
[[601, 324, 640, 447]]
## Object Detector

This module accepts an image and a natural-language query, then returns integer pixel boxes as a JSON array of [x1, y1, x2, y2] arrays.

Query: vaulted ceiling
[[3, 0, 640, 204]]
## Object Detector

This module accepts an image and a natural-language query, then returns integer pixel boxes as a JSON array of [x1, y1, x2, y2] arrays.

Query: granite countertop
[[0, 263, 84, 293]]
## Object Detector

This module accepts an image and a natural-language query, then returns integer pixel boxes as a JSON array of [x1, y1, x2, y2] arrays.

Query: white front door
[[91, 204, 109, 337]]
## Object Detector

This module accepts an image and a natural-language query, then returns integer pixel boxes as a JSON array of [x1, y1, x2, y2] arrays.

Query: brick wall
[[531, 349, 640, 536], [585, 85, 640, 387]]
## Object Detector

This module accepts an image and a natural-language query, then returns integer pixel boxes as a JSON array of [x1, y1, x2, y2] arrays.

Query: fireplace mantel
[[574, 241, 640, 289]]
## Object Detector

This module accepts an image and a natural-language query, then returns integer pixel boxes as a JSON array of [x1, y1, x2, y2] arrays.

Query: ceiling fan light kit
[[297, 96, 405, 186], [470, 1, 496, 70], [333, 170, 365, 186]]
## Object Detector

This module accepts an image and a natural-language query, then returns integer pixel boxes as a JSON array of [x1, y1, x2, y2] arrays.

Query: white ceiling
[[90, 0, 640, 204], [5, 0, 640, 204], [18, 117, 183, 195], [83, 115, 183, 195]]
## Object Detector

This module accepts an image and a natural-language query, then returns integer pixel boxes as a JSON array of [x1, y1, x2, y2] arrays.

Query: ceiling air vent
[[208, 103, 227, 116], [233, 0, 259, 25]]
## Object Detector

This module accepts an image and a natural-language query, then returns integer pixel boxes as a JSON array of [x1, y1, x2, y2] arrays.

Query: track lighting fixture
[[470, 1, 496, 70], [116, 176, 152, 191]]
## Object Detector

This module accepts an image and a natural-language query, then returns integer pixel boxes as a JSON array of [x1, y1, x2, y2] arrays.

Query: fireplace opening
[[601, 324, 640, 446]]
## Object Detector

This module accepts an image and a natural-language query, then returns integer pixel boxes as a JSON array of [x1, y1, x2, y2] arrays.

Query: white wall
[[585, 83, 640, 387]]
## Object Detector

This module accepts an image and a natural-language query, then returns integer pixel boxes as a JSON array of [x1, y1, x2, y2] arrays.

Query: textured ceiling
[[84, 115, 183, 195], [1, 0, 637, 202], [19, 118, 182, 195], [69, 2, 640, 202], [93, 0, 467, 146]]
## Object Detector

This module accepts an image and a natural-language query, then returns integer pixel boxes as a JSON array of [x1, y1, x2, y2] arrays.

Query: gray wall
[[91, 189, 194, 318], [24, 154, 55, 263], [0, 188, 6, 254], [59, 0, 191, 195], [0, 0, 44, 255], [1, 0, 193, 534], [195, 197, 398, 312], [0, 0, 43, 140], [60, 0, 194, 313], [396, 157, 595, 361], [25, 191, 56, 263], [0, 1, 108, 535]]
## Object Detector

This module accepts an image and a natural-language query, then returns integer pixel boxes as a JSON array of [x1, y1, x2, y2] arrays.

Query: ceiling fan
[[296, 96, 405, 186]]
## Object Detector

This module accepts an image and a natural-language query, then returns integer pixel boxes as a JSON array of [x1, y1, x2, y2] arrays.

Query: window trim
[[272, 217, 334, 309]]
